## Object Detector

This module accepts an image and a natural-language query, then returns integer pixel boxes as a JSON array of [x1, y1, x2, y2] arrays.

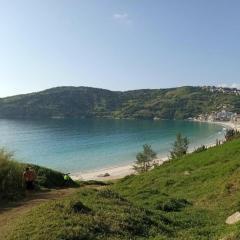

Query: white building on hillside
[[231, 114, 240, 124]]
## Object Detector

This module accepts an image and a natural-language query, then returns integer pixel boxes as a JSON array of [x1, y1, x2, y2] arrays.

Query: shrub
[[34, 166, 65, 188], [193, 145, 207, 153], [156, 198, 191, 212], [0, 149, 25, 200], [169, 133, 189, 160], [77, 180, 109, 187], [69, 200, 92, 214], [97, 189, 126, 202], [225, 129, 240, 141], [133, 144, 157, 173], [165, 179, 176, 186]]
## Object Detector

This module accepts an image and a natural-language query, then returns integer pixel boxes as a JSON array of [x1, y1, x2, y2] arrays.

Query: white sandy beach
[[199, 120, 239, 131], [71, 164, 134, 181], [71, 120, 239, 181], [71, 157, 168, 181]]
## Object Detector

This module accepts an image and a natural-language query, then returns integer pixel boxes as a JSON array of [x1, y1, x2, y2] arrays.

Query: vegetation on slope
[[5, 138, 240, 239], [0, 149, 76, 201], [6, 189, 173, 240], [0, 86, 239, 119], [114, 138, 240, 239]]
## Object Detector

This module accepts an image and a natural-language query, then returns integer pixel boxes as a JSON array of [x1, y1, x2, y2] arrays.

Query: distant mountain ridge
[[0, 86, 239, 119]]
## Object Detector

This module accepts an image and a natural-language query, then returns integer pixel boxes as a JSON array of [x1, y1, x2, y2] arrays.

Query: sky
[[0, 0, 240, 97]]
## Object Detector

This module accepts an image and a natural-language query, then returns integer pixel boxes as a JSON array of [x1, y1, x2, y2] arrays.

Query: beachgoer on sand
[[23, 167, 37, 190]]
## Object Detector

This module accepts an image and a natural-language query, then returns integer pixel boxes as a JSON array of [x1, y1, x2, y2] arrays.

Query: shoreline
[[71, 120, 235, 181], [193, 120, 238, 130], [71, 156, 169, 181]]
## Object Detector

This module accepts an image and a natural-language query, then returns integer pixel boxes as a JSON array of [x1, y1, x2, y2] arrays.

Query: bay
[[0, 119, 225, 173]]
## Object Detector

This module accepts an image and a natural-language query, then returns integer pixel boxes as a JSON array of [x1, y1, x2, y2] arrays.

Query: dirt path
[[0, 188, 77, 239]]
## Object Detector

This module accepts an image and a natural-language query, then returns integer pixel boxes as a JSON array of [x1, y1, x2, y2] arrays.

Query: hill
[[4, 138, 240, 240], [0, 86, 239, 119]]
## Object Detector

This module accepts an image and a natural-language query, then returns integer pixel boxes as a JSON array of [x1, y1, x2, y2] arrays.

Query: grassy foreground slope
[[6, 139, 240, 240], [6, 189, 173, 240], [114, 138, 240, 239]]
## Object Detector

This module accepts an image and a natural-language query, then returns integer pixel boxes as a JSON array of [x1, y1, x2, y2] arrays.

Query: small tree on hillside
[[133, 144, 157, 173], [170, 133, 189, 160]]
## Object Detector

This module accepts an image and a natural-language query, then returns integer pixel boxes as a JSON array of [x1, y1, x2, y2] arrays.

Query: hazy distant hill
[[0, 86, 239, 119]]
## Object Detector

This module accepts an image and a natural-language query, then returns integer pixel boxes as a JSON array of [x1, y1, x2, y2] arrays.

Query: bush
[[0, 149, 25, 200], [77, 180, 109, 187], [156, 198, 191, 212], [69, 200, 92, 214], [169, 133, 189, 160], [34, 166, 65, 188], [133, 144, 157, 173], [193, 145, 207, 153], [97, 189, 126, 202], [225, 129, 240, 141]]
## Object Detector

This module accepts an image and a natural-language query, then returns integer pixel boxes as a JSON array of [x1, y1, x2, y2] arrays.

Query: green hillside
[[5, 138, 240, 240], [0, 86, 239, 119]]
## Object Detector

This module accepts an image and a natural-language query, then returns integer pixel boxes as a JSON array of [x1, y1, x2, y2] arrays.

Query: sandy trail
[[0, 188, 77, 239]]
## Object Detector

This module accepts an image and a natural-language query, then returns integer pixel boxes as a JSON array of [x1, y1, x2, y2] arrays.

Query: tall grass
[[0, 149, 77, 201], [0, 149, 25, 200]]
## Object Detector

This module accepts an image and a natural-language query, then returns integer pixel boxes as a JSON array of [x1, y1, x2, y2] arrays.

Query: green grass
[[113, 139, 240, 239], [0, 149, 77, 201], [4, 138, 240, 239], [6, 188, 173, 240]]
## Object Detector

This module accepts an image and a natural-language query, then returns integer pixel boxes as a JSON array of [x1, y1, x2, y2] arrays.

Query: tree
[[170, 133, 189, 160], [225, 129, 240, 141], [133, 144, 157, 173]]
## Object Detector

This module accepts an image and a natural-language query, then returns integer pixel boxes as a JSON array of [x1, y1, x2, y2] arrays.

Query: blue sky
[[0, 0, 240, 97]]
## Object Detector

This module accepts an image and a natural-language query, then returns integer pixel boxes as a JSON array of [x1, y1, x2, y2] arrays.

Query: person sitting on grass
[[23, 167, 37, 191]]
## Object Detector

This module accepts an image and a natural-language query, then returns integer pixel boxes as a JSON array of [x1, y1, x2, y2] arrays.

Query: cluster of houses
[[202, 86, 240, 96], [232, 114, 240, 125], [192, 110, 240, 125]]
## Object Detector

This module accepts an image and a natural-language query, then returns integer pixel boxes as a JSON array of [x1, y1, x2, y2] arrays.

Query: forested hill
[[0, 86, 239, 119]]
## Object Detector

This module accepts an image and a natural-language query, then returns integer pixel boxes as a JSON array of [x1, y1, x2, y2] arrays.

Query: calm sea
[[0, 119, 225, 173]]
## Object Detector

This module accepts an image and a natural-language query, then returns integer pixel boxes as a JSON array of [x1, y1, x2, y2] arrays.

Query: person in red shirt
[[23, 167, 36, 190]]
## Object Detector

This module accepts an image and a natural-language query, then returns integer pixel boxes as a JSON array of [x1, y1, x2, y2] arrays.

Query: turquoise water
[[0, 119, 225, 173]]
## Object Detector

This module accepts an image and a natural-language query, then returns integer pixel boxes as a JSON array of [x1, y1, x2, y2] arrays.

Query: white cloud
[[113, 13, 132, 24], [218, 83, 240, 89]]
